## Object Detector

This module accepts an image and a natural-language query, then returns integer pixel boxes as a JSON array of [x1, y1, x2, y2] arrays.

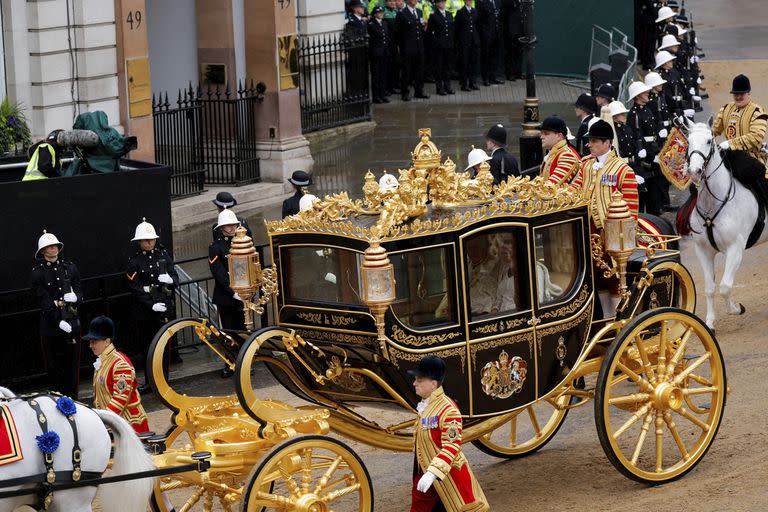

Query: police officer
[[396, 0, 430, 101], [30, 231, 82, 398], [369, 6, 391, 103], [282, 170, 312, 218], [485, 124, 520, 184], [627, 81, 663, 215], [212, 191, 252, 239], [427, 0, 455, 95], [382, 0, 401, 95], [573, 93, 597, 156], [714, 74, 768, 164], [344, 1, 369, 98], [126, 218, 179, 393], [501, 0, 523, 81], [476, 0, 502, 86], [454, 0, 479, 91], [22, 130, 64, 181]]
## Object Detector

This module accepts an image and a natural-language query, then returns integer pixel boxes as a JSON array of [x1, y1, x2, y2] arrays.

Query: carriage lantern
[[361, 241, 396, 359], [604, 190, 637, 297], [228, 225, 263, 330]]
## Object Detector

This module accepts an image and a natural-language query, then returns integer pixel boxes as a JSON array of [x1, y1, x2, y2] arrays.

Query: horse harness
[[0, 393, 101, 511], [690, 143, 766, 252]]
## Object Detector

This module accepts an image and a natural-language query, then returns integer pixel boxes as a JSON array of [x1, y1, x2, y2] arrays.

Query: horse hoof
[[739, 303, 746, 315]]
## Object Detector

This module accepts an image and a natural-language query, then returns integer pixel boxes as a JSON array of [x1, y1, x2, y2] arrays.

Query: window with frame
[[283, 246, 363, 305], [391, 246, 457, 328], [534, 222, 580, 306]]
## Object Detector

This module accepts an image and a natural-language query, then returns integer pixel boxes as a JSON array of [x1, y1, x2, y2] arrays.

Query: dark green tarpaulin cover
[[66, 111, 132, 175]]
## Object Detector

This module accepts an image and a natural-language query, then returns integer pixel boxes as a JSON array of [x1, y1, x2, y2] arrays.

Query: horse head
[[685, 116, 716, 185]]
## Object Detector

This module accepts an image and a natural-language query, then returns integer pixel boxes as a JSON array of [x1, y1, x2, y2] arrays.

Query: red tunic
[[93, 344, 149, 433]]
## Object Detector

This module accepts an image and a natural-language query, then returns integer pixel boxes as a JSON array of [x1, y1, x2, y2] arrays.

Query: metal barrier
[[298, 33, 371, 133]]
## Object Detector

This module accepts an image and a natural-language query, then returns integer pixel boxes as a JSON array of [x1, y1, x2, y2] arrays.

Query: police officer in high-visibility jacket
[[22, 130, 64, 181]]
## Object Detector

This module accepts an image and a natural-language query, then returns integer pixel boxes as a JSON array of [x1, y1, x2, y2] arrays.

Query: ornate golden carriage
[[146, 130, 726, 511]]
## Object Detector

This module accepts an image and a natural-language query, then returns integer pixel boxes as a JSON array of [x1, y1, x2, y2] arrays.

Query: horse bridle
[[687, 134, 734, 248]]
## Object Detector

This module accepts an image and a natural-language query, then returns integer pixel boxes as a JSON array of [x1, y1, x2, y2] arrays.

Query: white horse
[[682, 119, 768, 329], [0, 387, 154, 512]]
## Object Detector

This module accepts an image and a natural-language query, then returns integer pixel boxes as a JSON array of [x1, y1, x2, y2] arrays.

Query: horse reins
[[689, 141, 734, 251]]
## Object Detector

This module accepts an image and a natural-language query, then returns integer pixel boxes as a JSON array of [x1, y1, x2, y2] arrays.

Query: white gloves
[[152, 303, 167, 313], [63, 292, 77, 303], [653, 155, 660, 164], [636, 175, 646, 185], [158, 273, 173, 285], [693, 95, 702, 102], [637, 149, 647, 159], [695, 56, 700, 63], [719, 141, 730, 151], [233, 292, 242, 301], [697, 77, 702, 85], [324, 272, 338, 285], [659, 129, 668, 138], [684, 109, 695, 118], [416, 471, 437, 493], [59, 320, 72, 334], [690, 56, 696, 64], [689, 87, 696, 95]]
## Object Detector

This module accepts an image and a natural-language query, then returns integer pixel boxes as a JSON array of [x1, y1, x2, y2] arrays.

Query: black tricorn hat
[[407, 355, 446, 382], [596, 83, 616, 101], [731, 74, 751, 94], [574, 93, 597, 114], [541, 115, 568, 136], [486, 124, 507, 146], [586, 119, 614, 140], [83, 316, 115, 341], [212, 191, 237, 208], [288, 170, 312, 187]]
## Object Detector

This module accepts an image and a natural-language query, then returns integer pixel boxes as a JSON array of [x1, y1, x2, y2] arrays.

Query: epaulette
[[580, 154, 594, 164]]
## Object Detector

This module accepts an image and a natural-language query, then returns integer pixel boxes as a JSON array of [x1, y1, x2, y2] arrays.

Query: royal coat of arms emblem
[[480, 350, 527, 399], [659, 127, 691, 190]]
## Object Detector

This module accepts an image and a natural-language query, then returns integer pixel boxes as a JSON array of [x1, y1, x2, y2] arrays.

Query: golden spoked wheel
[[240, 435, 373, 512], [471, 394, 571, 458], [150, 426, 247, 512], [595, 308, 726, 484]]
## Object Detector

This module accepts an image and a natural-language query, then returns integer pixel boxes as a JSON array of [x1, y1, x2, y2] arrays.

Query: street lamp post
[[518, 0, 542, 171]]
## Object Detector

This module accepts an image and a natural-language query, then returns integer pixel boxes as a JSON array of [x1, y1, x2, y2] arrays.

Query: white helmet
[[655, 6, 675, 23], [299, 194, 319, 211], [658, 34, 680, 51], [465, 148, 492, 171], [645, 71, 667, 88], [216, 208, 240, 229], [131, 218, 159, 241], [627, 81, 652, 101], [608, 100, 629, 117], [36, 231, 63, 259], [654, 50, 676, 69], [378, 172, 399, 191]]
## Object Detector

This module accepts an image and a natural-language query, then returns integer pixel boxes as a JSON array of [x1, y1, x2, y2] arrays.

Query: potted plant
[[0, 97, 32, 156]]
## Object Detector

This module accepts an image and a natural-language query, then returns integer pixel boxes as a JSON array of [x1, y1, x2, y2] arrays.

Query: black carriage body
[[268, 204, 627, 418]]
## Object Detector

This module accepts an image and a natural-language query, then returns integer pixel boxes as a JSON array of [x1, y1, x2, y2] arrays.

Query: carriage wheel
[[595, 308, 726, 484], [471, 394, 570, 459], [149, 425, 248, 512], [240, 435, 373, 512]]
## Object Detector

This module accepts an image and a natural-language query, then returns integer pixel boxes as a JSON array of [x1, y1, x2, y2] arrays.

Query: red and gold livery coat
[[540, 139, 580, 185], [413, 387, 489, 512], [93, 343, 149, 433], [571, 149, 638, 229]]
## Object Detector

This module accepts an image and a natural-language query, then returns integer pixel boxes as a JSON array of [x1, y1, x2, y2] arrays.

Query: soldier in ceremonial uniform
[[713, 74, 768, 164], [655, 51, 694, 119], [627, 81, 663, 215], [476, 0, 502, 86], [485, 123, 520, 184], [454, 0, 479, 91], [87, 316, 149, 433], [539, 115, 580, 185], [396, 0, 430, 101], [427, 0, 455, 96], [573, 93, 597, 156], [126, 218, 179, 393], [30, 231, 82, 398], [645, 71, 673, 209], [570, 120, 638, 315], [369, 6, 391, 103], [609, 100, 638, 169], [409, 355, 489, 512], [282, 170, 312, 218]]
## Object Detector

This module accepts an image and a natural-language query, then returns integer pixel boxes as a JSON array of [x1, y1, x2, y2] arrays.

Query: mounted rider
[[713, 74, 768, 165]]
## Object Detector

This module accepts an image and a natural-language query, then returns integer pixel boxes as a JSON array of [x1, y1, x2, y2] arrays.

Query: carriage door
[[461, 224, 537, 416], [531, 218, 593, 399]]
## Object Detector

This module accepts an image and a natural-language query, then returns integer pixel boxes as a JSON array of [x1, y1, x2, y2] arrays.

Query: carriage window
[[535, 222, 579, 306], [283, 247, 363, 305], [391, 246, 456, 328], [465, 229, 529, 320]]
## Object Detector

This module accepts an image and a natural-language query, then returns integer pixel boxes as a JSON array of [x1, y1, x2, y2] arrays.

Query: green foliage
[[0, 97, 32, 154]]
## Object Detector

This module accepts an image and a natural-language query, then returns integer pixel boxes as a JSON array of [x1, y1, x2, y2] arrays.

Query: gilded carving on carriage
[[390, 324, 461, 347], [480, 351, 528, 399], [540, 285, 590, 320]]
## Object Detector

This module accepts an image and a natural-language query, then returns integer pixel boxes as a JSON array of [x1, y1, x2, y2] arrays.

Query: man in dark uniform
[[282, 170, 312, 218], [645, 71, 673, 209], [573, 93, 597, 156], [476, 0, 502, 86], [485, 124, 520, 184], [396, 0, 430, 101], [609, 100, 637, 169], [454, 0, 479, 91], [211, 191, 251, 239], [655, 50, 694, 119], [501, 0, 523, 81], [344, 1, 369, 99], [369, 6, 391, 103], [427, 0, 455, 96], [126, 218, 179, 393], [627, 81, 663, 215], [30, 231, 82, 398], [595, 83, 616, 110], [383, 0, 401, 95]]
